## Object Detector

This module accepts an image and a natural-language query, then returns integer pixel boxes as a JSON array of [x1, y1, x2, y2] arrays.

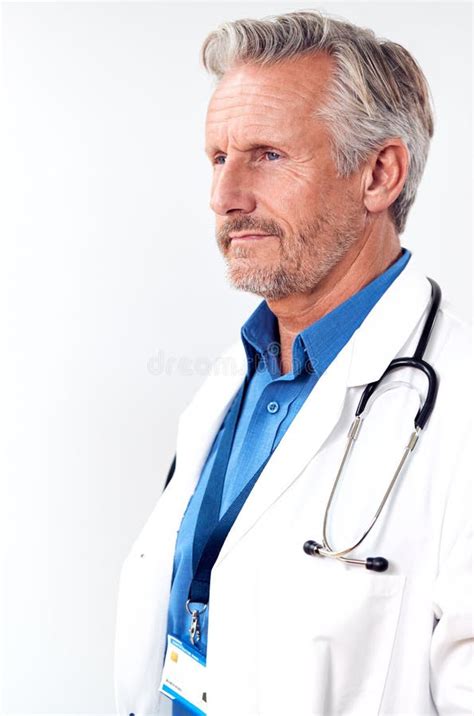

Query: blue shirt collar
[[240, 249, 411, 380]]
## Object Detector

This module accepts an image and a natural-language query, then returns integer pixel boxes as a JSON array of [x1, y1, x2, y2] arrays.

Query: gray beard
[[223, 221, 360, 300]]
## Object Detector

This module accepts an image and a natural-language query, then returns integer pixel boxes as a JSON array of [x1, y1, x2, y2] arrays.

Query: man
[[115, 10, 472, 716]]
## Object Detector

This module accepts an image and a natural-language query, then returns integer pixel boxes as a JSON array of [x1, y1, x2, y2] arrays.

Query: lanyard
[[188, 376, 273, 609]]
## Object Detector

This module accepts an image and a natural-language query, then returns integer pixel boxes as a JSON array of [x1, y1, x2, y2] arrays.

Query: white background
[[0, 1, 472, 713]]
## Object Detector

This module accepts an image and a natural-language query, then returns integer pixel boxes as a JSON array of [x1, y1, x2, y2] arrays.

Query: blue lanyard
[[188, 377, 272, 605]]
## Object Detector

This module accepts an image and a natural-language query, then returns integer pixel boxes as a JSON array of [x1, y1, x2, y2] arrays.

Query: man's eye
[[214, 155, 226, 165], [264, 151, 281, 161]]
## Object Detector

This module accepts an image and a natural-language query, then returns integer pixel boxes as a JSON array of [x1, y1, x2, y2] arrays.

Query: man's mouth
[[229, 233, 275, 242]]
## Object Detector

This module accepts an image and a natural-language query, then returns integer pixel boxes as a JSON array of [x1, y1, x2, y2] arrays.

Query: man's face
[[205, 54, 366, 300]]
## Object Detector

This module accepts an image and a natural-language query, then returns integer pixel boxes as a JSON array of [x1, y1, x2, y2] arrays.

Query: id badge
[[159, 635, 207, 715]]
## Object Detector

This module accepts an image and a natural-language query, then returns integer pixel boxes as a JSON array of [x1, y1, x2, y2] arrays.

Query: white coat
[[114, 258, 473, 716]]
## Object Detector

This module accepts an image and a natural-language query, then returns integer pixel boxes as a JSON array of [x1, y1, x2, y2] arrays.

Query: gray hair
[[201, 10, 434, 234]]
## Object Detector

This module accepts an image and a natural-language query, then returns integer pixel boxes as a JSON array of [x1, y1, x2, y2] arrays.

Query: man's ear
[[362, 139, 409, 217]]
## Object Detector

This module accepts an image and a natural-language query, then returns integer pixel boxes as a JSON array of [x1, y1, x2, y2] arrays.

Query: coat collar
[[174, 258, 433, 562], [348, 255, 432, 387]]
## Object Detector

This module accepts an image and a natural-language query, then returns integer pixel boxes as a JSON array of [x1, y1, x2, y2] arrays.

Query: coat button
[[267, 400, 279, 414]]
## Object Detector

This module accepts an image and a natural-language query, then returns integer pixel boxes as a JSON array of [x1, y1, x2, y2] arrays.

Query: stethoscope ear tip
[[303, 540, 322, 556], [365, 557, 389, 572]]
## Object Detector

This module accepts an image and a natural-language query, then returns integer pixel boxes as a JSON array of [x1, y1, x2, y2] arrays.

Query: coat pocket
[[257, 560, 406, 716]]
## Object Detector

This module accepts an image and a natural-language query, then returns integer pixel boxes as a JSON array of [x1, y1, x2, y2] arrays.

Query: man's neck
[[267, 232, 402, 375]]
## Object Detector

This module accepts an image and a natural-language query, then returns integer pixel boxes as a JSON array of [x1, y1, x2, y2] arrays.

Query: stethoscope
[[303, 278, 441, 572]]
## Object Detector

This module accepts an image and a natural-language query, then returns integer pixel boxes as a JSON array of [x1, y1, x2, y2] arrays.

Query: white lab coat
[[114, 258, 473, 716]]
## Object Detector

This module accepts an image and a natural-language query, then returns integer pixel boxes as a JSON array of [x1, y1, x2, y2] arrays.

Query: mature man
[[115, 11, 472, 716]]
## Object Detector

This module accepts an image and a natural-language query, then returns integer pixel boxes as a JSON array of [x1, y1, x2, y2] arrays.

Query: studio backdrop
[[0, 1, 471, 714]]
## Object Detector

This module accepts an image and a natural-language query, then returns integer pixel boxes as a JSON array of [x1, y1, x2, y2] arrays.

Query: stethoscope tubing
[[305, 277, 442, 572], [356, 357, 439, 430]]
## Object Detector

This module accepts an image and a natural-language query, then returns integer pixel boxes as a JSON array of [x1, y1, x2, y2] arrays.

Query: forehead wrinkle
[[209, 93, 310, 114], [206, 95, 317, 129], [207, 101, 283, 116], [206, 119, 293, 138], [211, 81, 324, 104], [206, 110, 289, 127]]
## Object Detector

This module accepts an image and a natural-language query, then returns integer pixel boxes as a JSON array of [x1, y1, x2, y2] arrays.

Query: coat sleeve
[[430, 426, 473, 714]]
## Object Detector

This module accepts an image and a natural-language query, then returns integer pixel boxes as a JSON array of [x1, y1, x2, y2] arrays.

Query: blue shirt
[[166, 249, 411, 687]]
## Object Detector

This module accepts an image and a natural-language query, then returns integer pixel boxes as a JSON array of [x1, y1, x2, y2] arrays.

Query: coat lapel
[[172, 345, 246, 495], [216, 337, 353, 562]]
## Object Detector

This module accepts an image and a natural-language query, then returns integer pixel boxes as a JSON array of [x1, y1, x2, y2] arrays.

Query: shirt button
[[267, 401, 279, 414]]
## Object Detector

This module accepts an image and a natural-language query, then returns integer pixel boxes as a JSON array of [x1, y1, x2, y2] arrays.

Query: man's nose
[[210, 162, 256, 216]]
